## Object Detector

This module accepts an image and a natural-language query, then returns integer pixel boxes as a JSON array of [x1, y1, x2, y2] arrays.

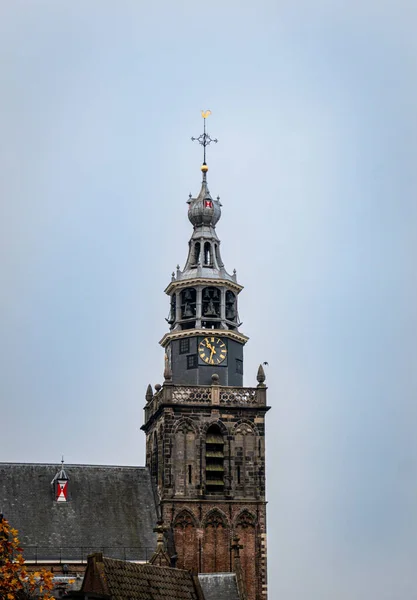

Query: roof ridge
[[0, 463, 147, 469]]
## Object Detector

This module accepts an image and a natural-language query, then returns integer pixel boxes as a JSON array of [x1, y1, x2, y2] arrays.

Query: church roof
[[198, 573, 242, 600], [81, 553, 204, 600], [0, 463, 157, 562]]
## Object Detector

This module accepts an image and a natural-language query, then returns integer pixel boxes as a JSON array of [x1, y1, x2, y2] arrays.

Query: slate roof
[[198, 573, 242, 600], [82, 554, 204, 600], [0, 463, 157, 562]]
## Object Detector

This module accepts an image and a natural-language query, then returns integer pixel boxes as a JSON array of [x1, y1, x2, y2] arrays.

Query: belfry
[[142, 112, 270, 600]]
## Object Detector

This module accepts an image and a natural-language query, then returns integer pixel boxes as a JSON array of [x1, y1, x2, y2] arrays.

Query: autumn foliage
[[0, 515, 54, 600]]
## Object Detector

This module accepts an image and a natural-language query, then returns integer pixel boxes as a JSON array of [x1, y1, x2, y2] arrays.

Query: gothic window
[[179, 338, 190, 354], [233, 424, 256, 494], [205, 425, 224, 491], [235, 511, 256, 600], [174, 510, 198, 572], [202, 510, 229, 573], [187, 354, 198, 369], [173, 421, 197, 496], [236, 509, 256, 529]]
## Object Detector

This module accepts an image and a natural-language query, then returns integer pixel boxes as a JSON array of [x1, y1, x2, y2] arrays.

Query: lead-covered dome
[[187, 169, 221, 228]]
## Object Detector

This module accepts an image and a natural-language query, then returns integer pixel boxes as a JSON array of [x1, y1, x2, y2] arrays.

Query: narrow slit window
[[188, 465, 192, 484], [237, 465, 241, 485]]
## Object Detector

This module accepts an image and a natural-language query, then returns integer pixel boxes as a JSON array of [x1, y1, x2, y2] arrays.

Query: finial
[[154, 383, 162, 392], [257, 364, 266, 386], [61, 456, 64, 467], [153, 519, 166, 548], [145, 384, 153, 403], [149, 519, 170, 567], [171, 271, 175, 281], [191, 110, 218, 171]]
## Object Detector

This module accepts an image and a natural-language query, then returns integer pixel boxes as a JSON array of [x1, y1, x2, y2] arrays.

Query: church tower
[[142, 113, 269, 600]]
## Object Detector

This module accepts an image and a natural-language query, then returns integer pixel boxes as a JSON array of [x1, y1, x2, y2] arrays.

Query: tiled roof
[[0, 463, 157, 562], [82, 554, 204, 600], [198, 573, 242, 600]]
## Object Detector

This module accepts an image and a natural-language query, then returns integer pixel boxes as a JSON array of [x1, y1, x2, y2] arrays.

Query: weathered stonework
[[142, 381, 270, 600]]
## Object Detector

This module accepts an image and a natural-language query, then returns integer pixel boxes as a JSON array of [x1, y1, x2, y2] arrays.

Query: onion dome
[[187, 166, 221, 228]]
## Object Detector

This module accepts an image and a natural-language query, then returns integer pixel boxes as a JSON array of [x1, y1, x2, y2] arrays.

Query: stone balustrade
[[144, 383, 267, 423]]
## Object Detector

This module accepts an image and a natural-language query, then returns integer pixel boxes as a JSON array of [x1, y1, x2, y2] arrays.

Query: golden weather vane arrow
[[191, 110, 218, 169]]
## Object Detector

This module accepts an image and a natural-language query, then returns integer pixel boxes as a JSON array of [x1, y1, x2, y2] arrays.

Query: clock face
[[199, 336, 227, 365]]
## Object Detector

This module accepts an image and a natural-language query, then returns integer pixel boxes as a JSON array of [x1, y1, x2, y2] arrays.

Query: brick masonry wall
[[144, 386, 270, 600]]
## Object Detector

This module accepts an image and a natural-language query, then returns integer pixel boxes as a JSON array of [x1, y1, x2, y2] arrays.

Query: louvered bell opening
[[205, 450, 224, 458], [206, 464, 224, 472], [205, 426, 225, 491], [206, 434, 224, 444]]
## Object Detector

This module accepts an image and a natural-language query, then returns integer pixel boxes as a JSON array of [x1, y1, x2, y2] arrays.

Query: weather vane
[[191, 110, 218, 168]]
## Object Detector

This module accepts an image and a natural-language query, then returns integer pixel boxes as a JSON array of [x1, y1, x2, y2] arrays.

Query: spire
[[173, 111, 236, 285], [160, 112, 247, 357], [188, 111, 221, 230]]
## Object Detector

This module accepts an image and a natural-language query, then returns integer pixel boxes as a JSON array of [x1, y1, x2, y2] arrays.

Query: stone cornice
[[164, 277, 243, 296], [159, 328, 249, 347]]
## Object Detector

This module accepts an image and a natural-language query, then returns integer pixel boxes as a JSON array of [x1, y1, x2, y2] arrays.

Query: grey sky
[[1, 1, 416, 598]]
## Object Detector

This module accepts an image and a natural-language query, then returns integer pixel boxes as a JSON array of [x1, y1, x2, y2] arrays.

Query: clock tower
[[160, 159, 247, 386], [143, 114, 269, 600]]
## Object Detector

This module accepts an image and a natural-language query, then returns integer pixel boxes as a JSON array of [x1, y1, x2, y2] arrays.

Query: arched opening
[[181, 288, 196, 329], [167, 294, 176, 326], [202, 287, 220, 329], [205, 425, 224, 492], [214, 243, 220, 266], [226, 290, 236, 322], [204, 242, 212, 266], [194, 242, 200, 266]]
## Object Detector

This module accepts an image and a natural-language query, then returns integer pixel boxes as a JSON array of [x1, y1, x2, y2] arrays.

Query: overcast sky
[[1, 1, 416, 598]]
